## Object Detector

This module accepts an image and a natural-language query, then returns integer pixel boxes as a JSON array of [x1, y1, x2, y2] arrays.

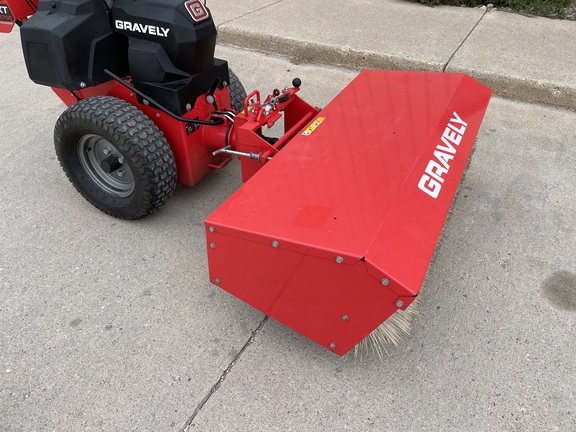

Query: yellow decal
[[302, 117, 326, 136]]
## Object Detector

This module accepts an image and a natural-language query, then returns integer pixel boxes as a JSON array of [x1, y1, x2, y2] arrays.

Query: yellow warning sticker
[[302, 117, 326, 136]]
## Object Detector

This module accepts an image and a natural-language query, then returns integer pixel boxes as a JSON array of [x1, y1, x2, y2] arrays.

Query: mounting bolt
[[272, 241, 279, 248], [215, 278, 221, 284], [206, 95, 215, 104], [143, 99, 149, 106], [342, 315, 349, 321], [79, 82, 86, 88], [329, 343, 336, 349], [156, 113, 160, 118], [186, 103, 192, 111], [395, 300, 404, 308], [222, 81, 228, 87], [103, 147, 112, 155], [381, 278, 390, 286], [209, 226, 216, 233], [336, 256, 344, 264], [210, 243, 216, 249], [117, 169, 125, 177], [118, 157, 124, 164]]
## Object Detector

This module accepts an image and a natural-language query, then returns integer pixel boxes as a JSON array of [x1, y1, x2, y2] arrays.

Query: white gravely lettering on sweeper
[[418, 112, 468, 199]]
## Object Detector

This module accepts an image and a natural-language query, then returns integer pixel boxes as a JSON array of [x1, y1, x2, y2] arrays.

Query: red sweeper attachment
[[205, 70, 491, 355]]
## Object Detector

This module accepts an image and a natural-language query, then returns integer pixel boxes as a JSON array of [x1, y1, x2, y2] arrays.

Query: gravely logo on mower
[[115, 20, 170, 37], [418, 112, 468, 199], [184, 0, 209, 22]]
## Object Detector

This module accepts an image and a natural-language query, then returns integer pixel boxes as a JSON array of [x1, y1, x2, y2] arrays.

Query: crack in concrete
[[215, 0, 286, 28], [180, 315, 269, 431], [443, 10, 489, 72]]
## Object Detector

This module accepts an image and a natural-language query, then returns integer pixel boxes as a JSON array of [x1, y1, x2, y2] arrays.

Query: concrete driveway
[[1, 29, 575, 431]]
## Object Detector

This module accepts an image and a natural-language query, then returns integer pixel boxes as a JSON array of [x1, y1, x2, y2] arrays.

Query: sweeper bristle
[[352, 297, 420, 360]]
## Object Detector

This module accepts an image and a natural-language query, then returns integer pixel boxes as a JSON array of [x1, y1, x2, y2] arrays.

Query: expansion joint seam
[[443, 10, 488, 73], [180, 315, 270, 431], [216, 0, 286, 29]]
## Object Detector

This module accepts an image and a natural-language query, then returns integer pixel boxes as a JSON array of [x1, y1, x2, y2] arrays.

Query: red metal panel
[[207, 231, 399, 356], [364, 74, 492, 293], [205, 70, 492, 355]]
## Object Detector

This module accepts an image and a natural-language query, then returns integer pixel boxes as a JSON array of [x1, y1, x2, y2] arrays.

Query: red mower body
[[53, 82, 234, 187]]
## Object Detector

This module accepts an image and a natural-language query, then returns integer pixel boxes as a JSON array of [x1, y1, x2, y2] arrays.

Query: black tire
[[54, 96, 177, 220], [228, 68, 247, 113]]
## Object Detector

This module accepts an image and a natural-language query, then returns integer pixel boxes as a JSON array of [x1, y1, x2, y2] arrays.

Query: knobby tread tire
[[228, 69, 247, 113], [54, 96, 177, 220]]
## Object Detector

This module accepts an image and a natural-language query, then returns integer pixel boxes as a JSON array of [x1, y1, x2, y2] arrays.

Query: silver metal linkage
[[212, 145, 263, 161]]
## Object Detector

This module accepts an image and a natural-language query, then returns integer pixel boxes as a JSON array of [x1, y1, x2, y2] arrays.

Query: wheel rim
[[77, 134, 135, 198]]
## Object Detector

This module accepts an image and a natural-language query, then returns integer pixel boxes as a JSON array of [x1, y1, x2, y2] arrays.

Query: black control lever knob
[[292, 78, 301, 88]]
